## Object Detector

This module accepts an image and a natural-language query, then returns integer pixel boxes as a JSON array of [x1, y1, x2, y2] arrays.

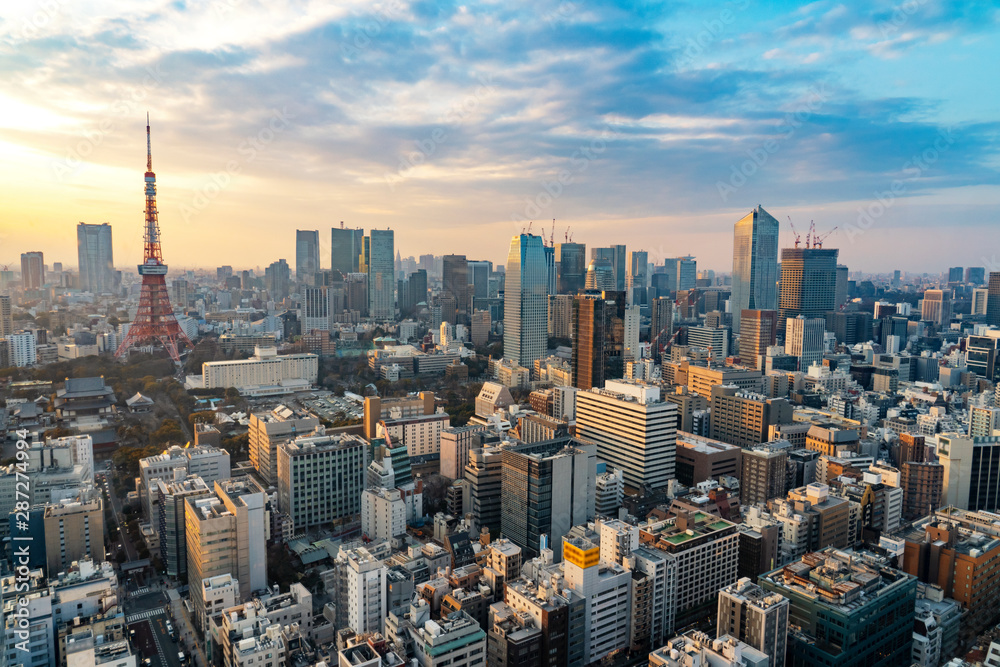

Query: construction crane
[[806, 220, 816, 248], [550, 219, 556, 247], [813, 226, 838, 249], [787, 217, 801, 248], [565, 226, 570, 243]]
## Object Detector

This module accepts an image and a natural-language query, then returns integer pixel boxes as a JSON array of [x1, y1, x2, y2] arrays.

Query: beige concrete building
[[43, 496, 104, 576], [248, 405, 319, 485]]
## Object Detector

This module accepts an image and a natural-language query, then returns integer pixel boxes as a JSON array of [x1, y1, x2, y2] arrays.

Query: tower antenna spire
[[146, 112, 152, 172]]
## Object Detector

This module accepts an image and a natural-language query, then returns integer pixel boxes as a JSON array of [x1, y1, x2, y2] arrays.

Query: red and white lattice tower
[[115, 115, 192, 363]]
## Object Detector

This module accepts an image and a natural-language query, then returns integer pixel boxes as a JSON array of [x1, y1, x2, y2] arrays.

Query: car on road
[[178, 651, 187, 664]]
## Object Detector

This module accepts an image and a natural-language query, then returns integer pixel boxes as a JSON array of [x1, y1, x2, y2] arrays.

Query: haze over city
[[2, 0, 999, 271]]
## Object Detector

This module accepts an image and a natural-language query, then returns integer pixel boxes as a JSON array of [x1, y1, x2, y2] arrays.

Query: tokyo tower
[[115, 115, 192, 364]]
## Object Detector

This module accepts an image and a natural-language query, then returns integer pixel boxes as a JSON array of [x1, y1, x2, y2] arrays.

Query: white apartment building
[[7, 330, 37, 367], [379, 412, 450, 458], [361, 487, 406, 541], [563, 537, 632, 664], [342, 547, 388, 635]]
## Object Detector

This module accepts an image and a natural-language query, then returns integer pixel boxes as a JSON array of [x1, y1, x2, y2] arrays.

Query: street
[[98, 466, 140, 563], [127, 590, 185, 667]]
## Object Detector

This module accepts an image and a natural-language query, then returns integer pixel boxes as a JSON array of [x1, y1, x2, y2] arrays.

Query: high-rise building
[[731, 206, 779, 333], [966, 267, 986, 284], [295, 229, 320, 282], [277, 432, 369, 532], [156, 476, 212, 579], [556, 242, 586, 294], [627, 250, 648, 305], [76, 223, 114, 293], [571, 292, 627, 390], [576, 379, 677, 491], [248, 406, 320, 485], [443, 254, 469, 323], [264, 258, 290, 300], [784, 316, 825, 371], [43, 495, 104, 576], [947, 266, 964, 283], [368, 229, 395, 319], [717, 578, 789, 667], [465, 446, 504, 539], [650, 297, 674, 362], [0, 295, 12, 338], [920, 289, 951, 325], [777, 247, 838, 338], [186, 478, 268, 630], [504, 233, 549, 367], [973, 288, 989, 316], [709, 385, 793, 448], [936, 434, 1000, 511], [331, 225, 364, 276], [20, 251, 44, 290], [834, 264, 849, 307], [548, 294, 574, 339], [500, 438, 596, 558], [741, 445, 789, 505], [301, 286, 330, 332], [900, 461, 943, 521], [585, 257, 616, 291], [675, 256, 697, 291], [592, 245, 626, 291], [969, 406, 1000, 438], [759, 548, 916, 667], [738, 310, 777, 370], [985, 272, 1000, 327]]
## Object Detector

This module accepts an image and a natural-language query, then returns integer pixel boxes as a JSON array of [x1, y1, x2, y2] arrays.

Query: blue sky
[[0, 0, 997, 273]]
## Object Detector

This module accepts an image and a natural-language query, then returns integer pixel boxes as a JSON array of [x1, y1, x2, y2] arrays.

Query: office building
[[500, 438, 596, 558], [21, 251, 44, 290], [562, 537, 632, 663], [408, 609, 486, 667], [777, 247, 838, 338], [969, 406, 1000, 437], [378, 412, 450, 458], [571, 292, 628, 389], [900, 461, 943, 521], [973, 288, 989, 315], [741, 444, 790, 505], [739, 310, 777, 370], [674, 432, 741, 486], [966, 331, 1000, 382], [986, 272, 1000, 327], [709, 385, 793, 449], [576, 379, 677, 491], [367, 229, 395, 319], [277, 432, 369, 532], [642, 511, 739, 630], [784, 316, 825, 371], [338, 547, 389, 635], [187, 478, 269, 631], [921, 289, 951, 325], [675, 256, 697, 291], [504, 233, 548, 367], [686, 365, 762, 398], [440, 424, 486, 480], [156, 476, 212, 579], [7, 330, 36, 367], [556, 242, 586, 294], [364, 392, 436, 439], [548, 294, 574, 339], [731, 206, 779, 333], [76, 223, 114, 293], [466, 446, 504, 539], [0, 295, 11, 338], [592, 245, 627, 291], [936, 434, 1000, 511], [903, 507, 1000, 639], [759, 548, 916, 667], [835, 264, 849, 307], [628, 250, 648, 304], [137, 444, 230, 520], [686, 324, 729, 361], [43, 496, 104, 576], [331, 225, 363, 275], [201, 347, 318, 394], [295, 229, 320, 283], [717, 578, 789, 667], [443, 254, 469, 323], [650, 296, 674, 361], [487, 602, 543, 667], [301, 285, 331, 331], [264, 258, 290, 299], [247, 404, 320, 485], [804, 423, 859, 457]]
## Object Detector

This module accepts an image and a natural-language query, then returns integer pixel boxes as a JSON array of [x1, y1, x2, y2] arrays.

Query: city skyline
[[1, 2, 998, 272]]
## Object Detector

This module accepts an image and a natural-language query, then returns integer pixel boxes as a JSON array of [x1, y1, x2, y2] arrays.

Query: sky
[[0, 0, 998, 274]]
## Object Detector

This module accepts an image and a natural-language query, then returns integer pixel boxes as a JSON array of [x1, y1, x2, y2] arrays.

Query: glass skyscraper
[[295, 229, 320, 282], [777, 247, 839, 339], [368, 229, 395, 320], [504, 233, 548, 367], [77, 223, 114, 294], [331, 226, 364, 276], [731, 206, 779, 333]]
